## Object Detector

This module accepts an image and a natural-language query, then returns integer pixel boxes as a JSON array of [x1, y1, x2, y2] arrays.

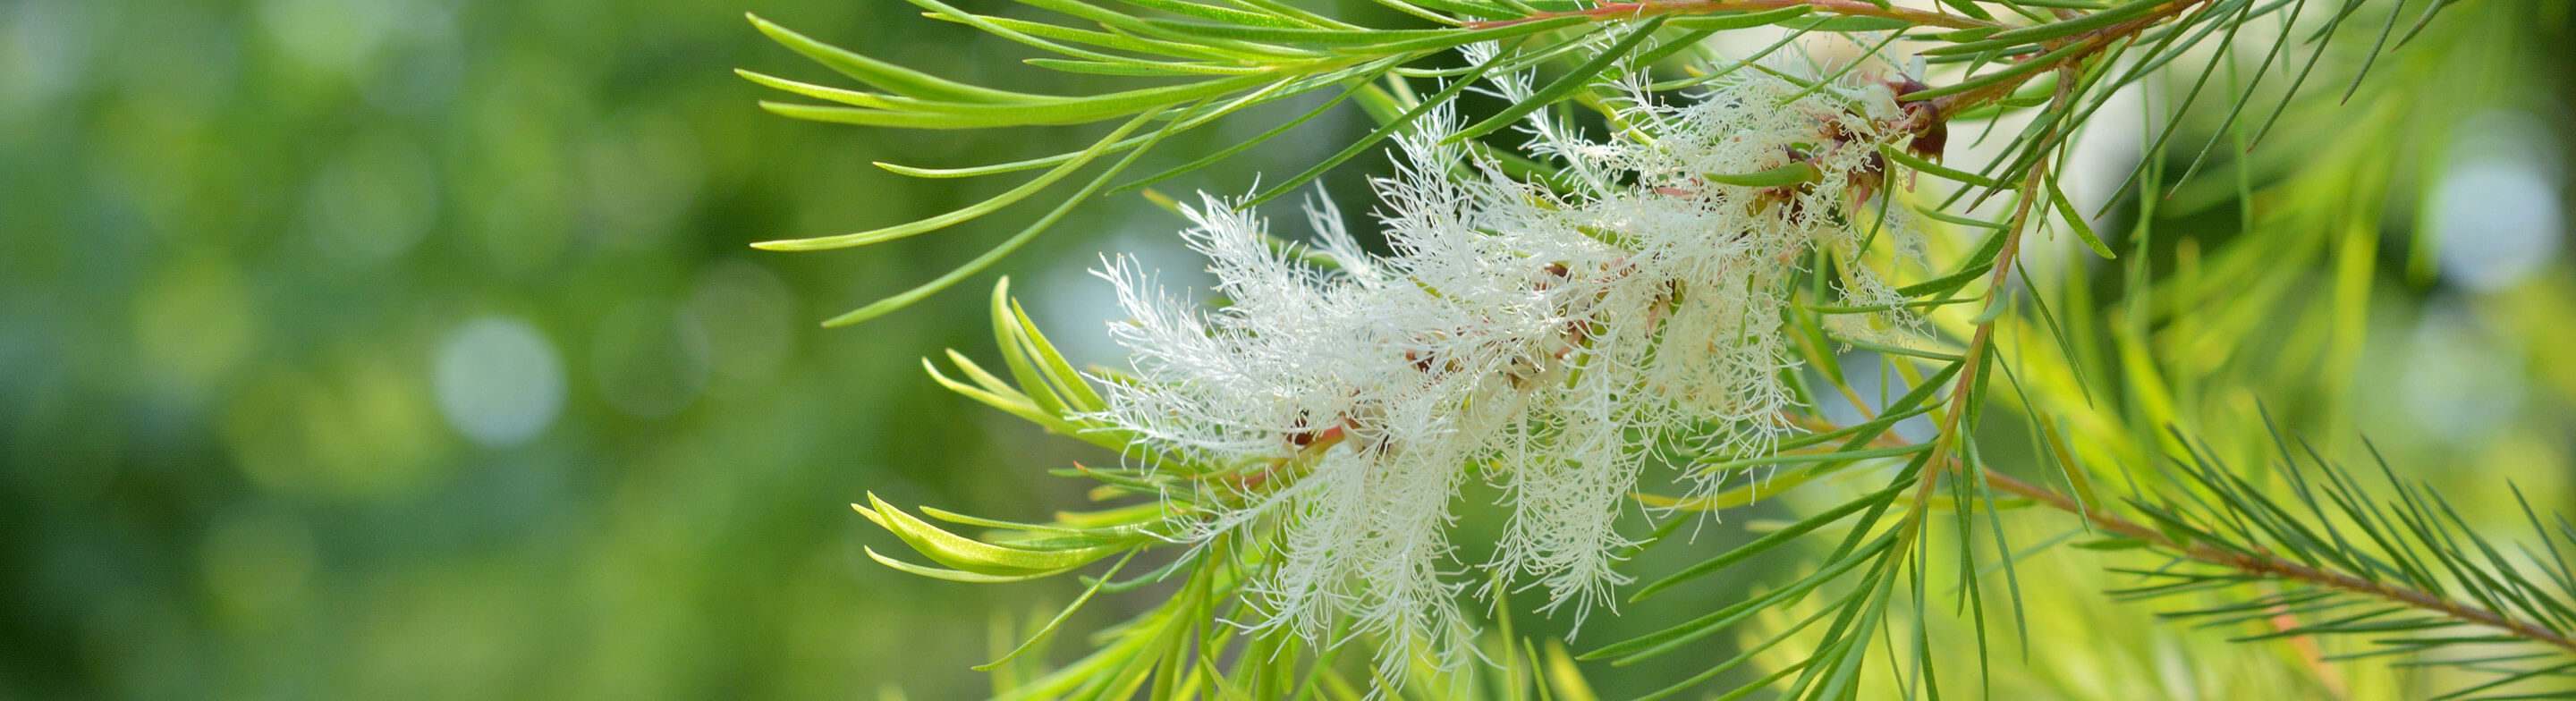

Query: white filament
[[1089, 67, 1921, 679]]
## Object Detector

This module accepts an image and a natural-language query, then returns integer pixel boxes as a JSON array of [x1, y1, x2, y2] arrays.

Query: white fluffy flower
[[1090, 66, 1921, 677]]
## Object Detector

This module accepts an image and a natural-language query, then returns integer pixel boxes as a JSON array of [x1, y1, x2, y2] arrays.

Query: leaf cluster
[[754, 0, 2567, 697]]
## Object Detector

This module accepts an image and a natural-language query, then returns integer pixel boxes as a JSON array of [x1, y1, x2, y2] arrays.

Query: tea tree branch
[[1463, 0, 2003, 31], [1978, 468, 2576, 656]]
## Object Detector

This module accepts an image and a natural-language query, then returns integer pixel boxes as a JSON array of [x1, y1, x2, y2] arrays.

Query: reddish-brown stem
[[1465, 0, 1998, 31], [1465, 0, 2221, 126], [1902, 65, 2063, 511], [1977, 468, 2576, 656]]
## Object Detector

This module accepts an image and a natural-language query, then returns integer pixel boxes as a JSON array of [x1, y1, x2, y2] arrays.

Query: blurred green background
[[0, 0, 1273, 696], [1, 0, 2571, 698]]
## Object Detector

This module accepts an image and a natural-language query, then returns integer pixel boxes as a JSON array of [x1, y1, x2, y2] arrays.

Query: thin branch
[[1979, 468, 2576, 656], [1809, 415, 2576, 656], [1464, 0, 2001, 30]]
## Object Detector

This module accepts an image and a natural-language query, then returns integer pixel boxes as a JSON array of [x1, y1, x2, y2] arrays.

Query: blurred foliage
[[0, 0, 2572, 699], [0, 0, 1270, 697]]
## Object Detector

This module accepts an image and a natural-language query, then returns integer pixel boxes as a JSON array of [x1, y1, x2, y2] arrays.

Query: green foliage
[[2102, 426, 2576, 698], [742, 0, 2576, 697], [3, 1, 1255, 697], [17, 0, 2570, 697]]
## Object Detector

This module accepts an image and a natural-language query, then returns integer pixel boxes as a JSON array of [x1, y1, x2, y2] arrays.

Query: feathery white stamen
[[1089, 67, 1923, 679]]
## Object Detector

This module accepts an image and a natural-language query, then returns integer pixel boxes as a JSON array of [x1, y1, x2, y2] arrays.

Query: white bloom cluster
[[1092, 63, 1921, 676]]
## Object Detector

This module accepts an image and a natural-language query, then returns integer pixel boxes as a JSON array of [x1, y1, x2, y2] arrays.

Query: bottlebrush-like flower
[[1089, 63, 1924, 676]]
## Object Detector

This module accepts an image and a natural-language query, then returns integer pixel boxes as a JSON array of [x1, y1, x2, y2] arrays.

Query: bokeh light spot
[[2399, 300, 2526, 442], [683, 261, 797, 388], [0, 1, 90, 111], [227, 358, 446, 499], [255, 0, 399, 76], [2428, 111, 2565, 292], [433, 317, 564, 448], [304, 131, 438, 269], [131, 255, 256, 398]]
